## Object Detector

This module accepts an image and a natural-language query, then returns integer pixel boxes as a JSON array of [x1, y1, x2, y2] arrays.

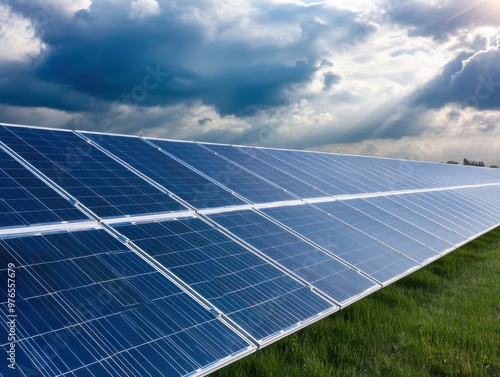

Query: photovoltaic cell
[[341, 199, 454, 253], [311, 152, 418, 191], [262, 204, 419, 283], [450, 186, 500, 222], [408, 192, 486, 234], [0, 148, 87, 228], [259, 148, 367, 194], [314, 201, 440, 264], [81, 132, 246, 209], [386, 194, 476, 238], [362, 196, 467, 245], [235, 147, 350, 196], [279, 150, 391, 192], [0, 229, 253, 377], [147, 139, 295, 204], [199, 143, 329, 199], [426, 188, 500, 227], [112, 217, 336, 342], [318, 153, 429, 191], [207, 209, 379, 305], [0, 126, 185, 218]]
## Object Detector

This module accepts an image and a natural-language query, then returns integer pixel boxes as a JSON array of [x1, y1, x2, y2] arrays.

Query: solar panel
[[234, 146, 349, 195], [198, 143, 330, 199], [332, 200, 454, 253], [311, 152, 425, 191], [0, 148, 87, 228], [111, 216, 337, 343], [206, 209, 379, 305], [261, 203, 420, 283], [271, 149, 392, 192], [260, 148, 370, 194], [0, 123, 499, 376], [146, 138, 296, 204], [0, 126, 185, 218], [360, 196, 467, 245], [0, 227, 254, 376], [312, 201, 441, 264], [79, 132, 246, 209], [406, 192, 487, 234], [386, 194, 476, 238], [423, 189, 499, 228]]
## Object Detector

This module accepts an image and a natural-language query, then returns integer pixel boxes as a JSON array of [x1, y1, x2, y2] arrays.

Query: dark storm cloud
[[0, 60, 97, 111], [412, 49, 500, 110], [0, 0, 364, 118], [385, 0, 500, 41], [323, 72, 341, 91]]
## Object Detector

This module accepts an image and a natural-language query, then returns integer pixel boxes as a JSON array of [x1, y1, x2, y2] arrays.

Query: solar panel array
[[1, 123, 499, 377]]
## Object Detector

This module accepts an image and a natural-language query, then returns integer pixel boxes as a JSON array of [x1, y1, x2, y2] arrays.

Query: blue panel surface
[[208, 209, 378, 305], [82, 132, 246, 209], [200, 143, 329, 199], [147, 139, 295, 204], [343, 199, 454, 253], [387, 194, 476, 238], [453, 186, 500, 223], [262, 204, 419, 283], [409, 192, 486, 234], [0, 148, 87, 228], [282, 151, 392, 192], [314, 201, 440, 264], [426, 188, 500, 227], [0, 229, 252, 377], [319, 154, 427, 191], [259, 148, 368, 194], [333, 153, 432, 190], [113, 217, 335, 342], [0, 126, 185, 217], [236, 147, 349, 195], [363, 196, 467, 245]]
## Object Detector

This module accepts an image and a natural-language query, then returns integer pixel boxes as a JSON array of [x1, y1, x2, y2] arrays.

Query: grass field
[[212, 226, 500, 377]]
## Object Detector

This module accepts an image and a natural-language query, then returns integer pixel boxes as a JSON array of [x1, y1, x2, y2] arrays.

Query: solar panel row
[[1, 123, 499, 376]]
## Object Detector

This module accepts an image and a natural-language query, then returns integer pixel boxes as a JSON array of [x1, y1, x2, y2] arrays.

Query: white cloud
[[0, 4, 44, 61], [129, 0, 160, 19], [50, 0, 92, 15], [0, 104, 76, 129]]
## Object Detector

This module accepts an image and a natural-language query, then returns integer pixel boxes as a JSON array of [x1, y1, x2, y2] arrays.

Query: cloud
[[322, 72, 341, 91], [0, 0, 362, 118], [0, 4, 44, 61], [412, 48, 500, 110], [130, 0, 160, 19], [385, 0, 500, 41]]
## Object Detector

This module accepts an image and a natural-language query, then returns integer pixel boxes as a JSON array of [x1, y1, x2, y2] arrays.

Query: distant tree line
[[463, 158, 485, 167], [444, 159, 498, 168]]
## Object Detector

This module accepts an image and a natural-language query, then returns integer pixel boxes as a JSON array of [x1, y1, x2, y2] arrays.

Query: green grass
[[212, 227, 500, 377]]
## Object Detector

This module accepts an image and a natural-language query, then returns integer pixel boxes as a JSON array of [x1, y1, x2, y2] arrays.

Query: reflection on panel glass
[[0, 229, 252, 376], [148, 139, 295, 204], [208, 209, 379, 304], [0, 126, 185, 217], [114, 217, 336, 342], [0, 149, 87, 228], [263, 204, 419, 283], [83, 133, 246, 209]]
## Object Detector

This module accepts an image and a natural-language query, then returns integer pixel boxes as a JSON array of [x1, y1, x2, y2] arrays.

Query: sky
[[0, 0, 499, 165]]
